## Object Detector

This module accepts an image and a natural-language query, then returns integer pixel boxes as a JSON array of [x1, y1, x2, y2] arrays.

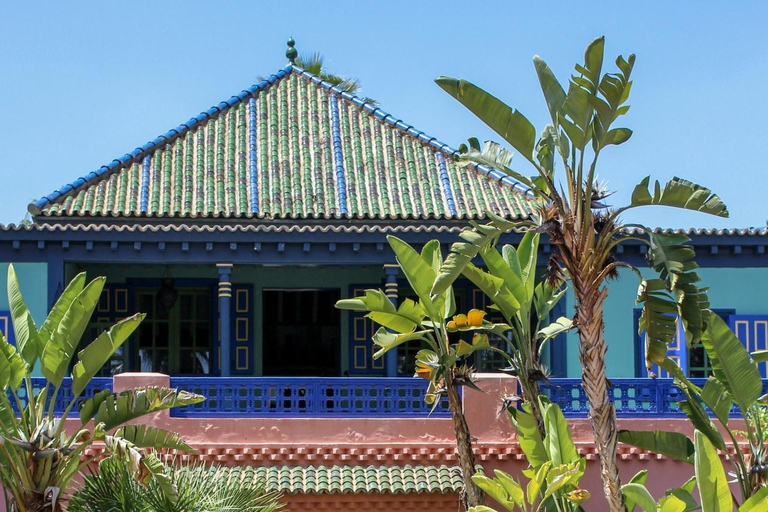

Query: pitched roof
[[221, 464, 465, 494], [30, 65, 534, 223]]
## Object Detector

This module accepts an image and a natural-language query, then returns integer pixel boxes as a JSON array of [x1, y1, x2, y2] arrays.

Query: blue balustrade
[[8, 377, 113, 415], [169, 377, 453, 418], [541, 378, 768, 418]]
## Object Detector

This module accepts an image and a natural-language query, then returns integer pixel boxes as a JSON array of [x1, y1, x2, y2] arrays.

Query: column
[[384, 264, 399, 377], [217, 263, 233, 377]]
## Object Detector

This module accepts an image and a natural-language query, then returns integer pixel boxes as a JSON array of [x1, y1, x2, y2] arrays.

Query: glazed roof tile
[[218, 464, 465, 495], [30, 64, 535, 222]]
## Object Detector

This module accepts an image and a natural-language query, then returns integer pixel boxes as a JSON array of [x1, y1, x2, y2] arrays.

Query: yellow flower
[[564, 488, 590, 504], [467, 309, 486, 326]]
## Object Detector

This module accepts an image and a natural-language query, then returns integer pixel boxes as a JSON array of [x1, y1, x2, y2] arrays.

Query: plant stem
[[445, 375, 484, 509]]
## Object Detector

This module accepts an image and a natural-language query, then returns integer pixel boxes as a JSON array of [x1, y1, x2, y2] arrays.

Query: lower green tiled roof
[[219, 464, 465, 494]]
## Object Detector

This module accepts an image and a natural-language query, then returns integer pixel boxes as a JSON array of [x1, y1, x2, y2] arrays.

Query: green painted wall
[[564, 266, 768, 378], [74, 263, 385, 376], [0, 262, 49, 326]]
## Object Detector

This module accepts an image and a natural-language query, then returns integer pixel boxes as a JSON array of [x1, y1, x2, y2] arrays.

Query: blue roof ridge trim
[[247, 97, 259, 214], [435, 152, 457, 217], [29, 65, 296, 215], [290, 65, 534, 199], [329, 95, 348, 215]]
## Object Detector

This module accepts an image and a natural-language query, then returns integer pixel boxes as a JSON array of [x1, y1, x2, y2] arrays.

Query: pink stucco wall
[[0, 373, 742, 510]]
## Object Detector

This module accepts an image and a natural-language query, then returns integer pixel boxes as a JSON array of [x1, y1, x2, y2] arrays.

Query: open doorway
[[262, 289, 341, 376]]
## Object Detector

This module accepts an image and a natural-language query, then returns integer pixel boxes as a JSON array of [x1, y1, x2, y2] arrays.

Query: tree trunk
[[575, 286, 626, 512], [446, 376, 484, 509]]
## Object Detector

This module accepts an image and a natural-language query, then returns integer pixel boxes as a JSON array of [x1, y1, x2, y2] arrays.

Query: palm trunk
[[575, 285, 626, 512], [446, 376, 484, 509]]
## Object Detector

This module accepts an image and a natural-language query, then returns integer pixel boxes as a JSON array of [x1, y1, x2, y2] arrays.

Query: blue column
[[46, 250, 65, 310], [217, 263, 233, 377], [384, 264, 399, 377]]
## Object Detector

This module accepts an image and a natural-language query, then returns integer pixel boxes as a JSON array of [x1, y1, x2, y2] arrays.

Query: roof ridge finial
[[286, 37, 298, 64]]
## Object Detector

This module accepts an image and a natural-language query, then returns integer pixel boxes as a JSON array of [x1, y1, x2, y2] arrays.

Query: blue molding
[[330, 95, 348, 215], [247, 97, 259, 214], [29, 65, 294, 215], [435, 152, 457, 216], [139, 155, 151, 214]]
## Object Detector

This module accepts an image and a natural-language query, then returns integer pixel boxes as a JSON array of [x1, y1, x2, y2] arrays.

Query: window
[[688, 309, 735, 378]]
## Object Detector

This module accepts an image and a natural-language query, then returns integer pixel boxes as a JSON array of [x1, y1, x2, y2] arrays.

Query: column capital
[[383, 263, 399, 276]]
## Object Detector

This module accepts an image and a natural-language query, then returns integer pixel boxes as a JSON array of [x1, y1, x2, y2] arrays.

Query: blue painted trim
[[139, 155, 151, 214], [247, 97, 258, 214], [330, 95, 348, 215], [435, 152, 457, 217], [29, 65, 295, 214]]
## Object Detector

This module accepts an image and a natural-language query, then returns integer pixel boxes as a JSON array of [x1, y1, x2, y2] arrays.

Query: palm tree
[[431, 37, 727, 511]]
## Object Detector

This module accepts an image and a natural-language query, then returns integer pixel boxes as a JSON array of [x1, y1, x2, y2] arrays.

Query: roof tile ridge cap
[[29, 65, 295, 216]]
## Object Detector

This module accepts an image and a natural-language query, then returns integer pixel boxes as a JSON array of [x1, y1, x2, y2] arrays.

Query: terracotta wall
[[0, 373, 739, 510]]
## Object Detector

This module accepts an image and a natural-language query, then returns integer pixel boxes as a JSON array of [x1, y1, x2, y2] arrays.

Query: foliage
[[620, 313, 768, 503], [621, 430, 768, 512], [68, 457, 283, 512], [336, 236, 516, 508], [468, 398, 589, 512], [460, 231, 571, 434], [435, 36, 727, 509], [0, 265, 204, 511]]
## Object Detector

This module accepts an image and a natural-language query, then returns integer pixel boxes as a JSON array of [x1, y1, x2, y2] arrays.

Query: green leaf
[[7, 264, 41, 366], [468, 507, 500, 512], [739, 485, 768, 511], [700, 377, 733, 426], [79, 388, 113, 424], [41, 277, 106, 388], [507, 404, 549, 467], [624, 470, 649, 512], [435, 77, 537, 164], [93, 387, 205, 431], [657, 493, 688, 512], [71, 313, 145, 398], [694, 430, 731, 512], [37, 272, 86, 350], [0, 330, 25, 390], [702, 314, 762, 412], [526, 461, 551, 505], [617, 430, 694, 463], [538, 317, 573, 341], [432, 214, 516, 297], [372, 328, 429, 359], [625, 176, 728, 218], [533, 56, 567, 126], [677, 385, 726, 451], [462, 262, 520, 321], [336, 290, 426, 333], [456, 138, 534, 188], [493, 470, 525, 508], [387, 236, 444, 322], [542, 400, 578, 466], [113, 424, 196, 453], [602, 127, 632, 146], [543, 462, 580, 500], [751, 349, 768, 363], [471, 474, 517, 511], [621, 483, 657, 512]]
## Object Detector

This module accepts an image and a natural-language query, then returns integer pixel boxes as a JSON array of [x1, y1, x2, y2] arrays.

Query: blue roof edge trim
[[289, 65, 534, 199], [29, 65, 295, 215]]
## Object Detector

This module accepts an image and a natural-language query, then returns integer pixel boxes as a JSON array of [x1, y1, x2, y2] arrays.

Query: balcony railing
[[9, 376, 768, 419], [541, 378, 768, 418], [169, 377, 453, 418], [8, 377, 113, 415]]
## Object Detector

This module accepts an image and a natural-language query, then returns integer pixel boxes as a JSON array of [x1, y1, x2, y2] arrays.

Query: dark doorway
[[262, 289, 341, 376]]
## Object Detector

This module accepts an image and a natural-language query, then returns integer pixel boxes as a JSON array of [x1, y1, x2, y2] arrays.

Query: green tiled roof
[[31, 65, 534, 221], [219, 464, 465, 494]]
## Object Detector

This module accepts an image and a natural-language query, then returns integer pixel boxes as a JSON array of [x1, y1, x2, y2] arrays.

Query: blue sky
[[0, 1, 765, 228]]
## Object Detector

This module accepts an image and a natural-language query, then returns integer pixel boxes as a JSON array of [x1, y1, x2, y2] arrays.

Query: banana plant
[[469, 397, 590, 512], [433, 37, 727, 510], [461, 231, 571, 436], [336, 237, 512, 509], [0, 265, 204, 512], [619, 313, 768, 503], [621, 431, 768, 511]]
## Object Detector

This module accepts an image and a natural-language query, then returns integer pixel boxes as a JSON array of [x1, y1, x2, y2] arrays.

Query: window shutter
[[92, 284, 134, 373], [230, 284, 254, 375], [729, 315, 768, 378], [347, 285, 385, 375]]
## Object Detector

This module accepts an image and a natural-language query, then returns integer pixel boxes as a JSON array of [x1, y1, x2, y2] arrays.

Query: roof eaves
[[28, 64, 296, 216]]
